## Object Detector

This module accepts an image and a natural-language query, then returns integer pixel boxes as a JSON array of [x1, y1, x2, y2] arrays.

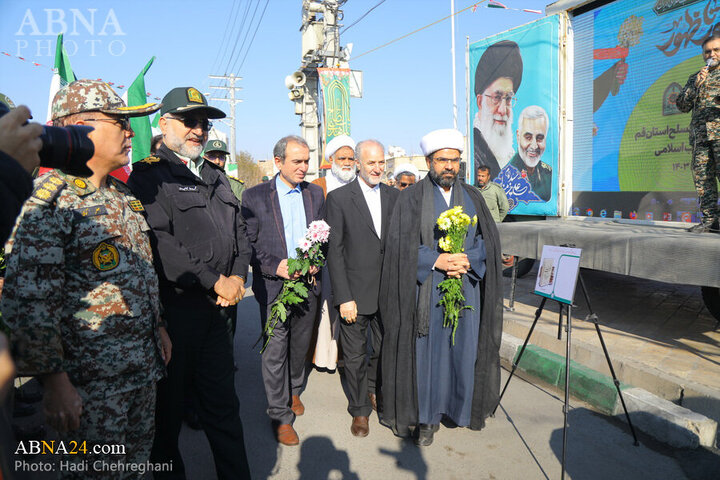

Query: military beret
[[474, 40, 523, 96], [52, 79, 161, 120], [161, 87, 225, 119]]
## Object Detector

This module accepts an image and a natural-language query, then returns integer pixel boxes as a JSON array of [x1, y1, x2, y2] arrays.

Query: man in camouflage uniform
[[202, 139, 246, 202], [0, 79, 171, 478], [677, 35, 720, 232]]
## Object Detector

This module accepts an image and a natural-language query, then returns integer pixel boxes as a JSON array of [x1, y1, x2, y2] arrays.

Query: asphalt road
[[177, 290, 720, 480]]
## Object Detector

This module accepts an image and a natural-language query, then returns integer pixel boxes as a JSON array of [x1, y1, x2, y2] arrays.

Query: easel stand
[[493, 270, 639, 480]]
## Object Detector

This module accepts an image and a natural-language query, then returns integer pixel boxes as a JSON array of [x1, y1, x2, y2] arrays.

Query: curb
[[499, 332, 718, 448]]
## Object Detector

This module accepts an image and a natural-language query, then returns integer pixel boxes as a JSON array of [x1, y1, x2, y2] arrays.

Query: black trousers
[[259, 292, 318, 425], [339, 311, 383, 417], [151, 292, 250, 480]]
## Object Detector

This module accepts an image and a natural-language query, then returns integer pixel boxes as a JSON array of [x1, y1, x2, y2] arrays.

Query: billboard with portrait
[[571, 0, 716, 222], [470, 14, 560, 216]]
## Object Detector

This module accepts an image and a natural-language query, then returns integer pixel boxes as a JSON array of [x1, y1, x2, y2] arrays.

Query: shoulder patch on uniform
[[31, 175, 66, 203], [140, 156, 162, 165], [128, 199, 144, 212]]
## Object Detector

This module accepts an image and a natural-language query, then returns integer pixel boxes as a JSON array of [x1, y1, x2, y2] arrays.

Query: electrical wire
[[223, 0, 257, 75], [234, 0, 271, 73], [228, 0, 265, 74], [210, 0, 242, 76], [340, 0, 387, 35], [352, 0, 488, 61]]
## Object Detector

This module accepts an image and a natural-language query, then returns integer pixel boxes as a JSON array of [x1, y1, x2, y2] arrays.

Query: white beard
[[330, 161, 356, 183], [164, 128, 204, 159], [474, 111, 514, 167], [519, 146, 541, 168]]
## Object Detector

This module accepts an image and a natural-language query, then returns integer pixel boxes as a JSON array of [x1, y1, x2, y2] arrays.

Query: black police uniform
[[128, 143, 251, 479]]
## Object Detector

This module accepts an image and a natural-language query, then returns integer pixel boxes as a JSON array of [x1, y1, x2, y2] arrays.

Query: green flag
[[46, 33, 77, 122], [126, 57, 155, 163]]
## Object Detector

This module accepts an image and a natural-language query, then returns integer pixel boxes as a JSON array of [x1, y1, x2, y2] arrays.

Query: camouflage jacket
[[0, 171, 164, 393], [227, 174, 245, 204], [676, 67, 720, 144]]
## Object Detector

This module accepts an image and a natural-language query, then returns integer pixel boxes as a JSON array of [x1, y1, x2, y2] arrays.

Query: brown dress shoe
[[291, 395, 305, 416], [351, 416, 369, 437], [368, 393, 377, 411], [276, 423, 300, 446]]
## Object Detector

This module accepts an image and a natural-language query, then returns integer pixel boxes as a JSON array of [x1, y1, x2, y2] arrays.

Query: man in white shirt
[[326, 140, 399, 436]]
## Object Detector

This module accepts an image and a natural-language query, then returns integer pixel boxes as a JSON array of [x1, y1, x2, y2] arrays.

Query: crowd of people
[[0, 79, 507, 479], [2, 32, 715, 477]]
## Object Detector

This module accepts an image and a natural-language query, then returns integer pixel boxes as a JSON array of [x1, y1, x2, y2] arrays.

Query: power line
[[234, 0, 271, 73], [352, 0, 488, 61], [210, 0, 241, 76], [228, 0, 266, 74], [340, 0, 387, 35], [223, 0, 256, 75]]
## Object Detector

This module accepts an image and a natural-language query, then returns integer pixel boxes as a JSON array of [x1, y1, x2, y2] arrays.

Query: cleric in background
[[393, 162, 420, 191], [379, 128, 503, 447], [473, 40, 523, 179], [507, 105, 552, 202]]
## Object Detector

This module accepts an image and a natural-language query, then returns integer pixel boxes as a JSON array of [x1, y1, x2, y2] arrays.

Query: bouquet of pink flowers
[[261, 220, 330, 352]]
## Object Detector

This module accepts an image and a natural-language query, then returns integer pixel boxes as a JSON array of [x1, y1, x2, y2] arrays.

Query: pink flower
[[297, 237, 312, 253]]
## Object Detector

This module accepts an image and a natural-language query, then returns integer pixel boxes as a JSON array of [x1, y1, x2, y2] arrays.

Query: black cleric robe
[[378, 174, 503, 437]]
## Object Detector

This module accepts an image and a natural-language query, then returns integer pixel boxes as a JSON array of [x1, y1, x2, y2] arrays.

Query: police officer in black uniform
[[128, 86, 251, 479]]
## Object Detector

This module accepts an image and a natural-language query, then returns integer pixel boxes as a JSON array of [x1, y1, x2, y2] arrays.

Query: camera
[[0, 101, 95, 177]]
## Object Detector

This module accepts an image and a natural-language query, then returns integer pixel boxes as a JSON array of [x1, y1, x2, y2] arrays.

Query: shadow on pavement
[[297, 436, 358, 480], [378, 438, 429, 480]]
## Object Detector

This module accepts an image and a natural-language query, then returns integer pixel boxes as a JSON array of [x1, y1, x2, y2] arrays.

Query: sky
[[0, 0, 548, 161]]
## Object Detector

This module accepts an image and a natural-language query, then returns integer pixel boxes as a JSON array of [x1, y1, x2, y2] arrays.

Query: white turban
[[393, 163, 420, 179], [325, 135, 356, 160], [420, 129, 464, 157]]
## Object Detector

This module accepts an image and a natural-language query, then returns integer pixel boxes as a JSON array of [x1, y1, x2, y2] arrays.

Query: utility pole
[[208, 74, 243, 165], [284, 0, 348, 179]]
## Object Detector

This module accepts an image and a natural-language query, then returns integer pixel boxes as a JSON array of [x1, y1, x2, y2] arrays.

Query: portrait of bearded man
[[473, 40, 523, 179]]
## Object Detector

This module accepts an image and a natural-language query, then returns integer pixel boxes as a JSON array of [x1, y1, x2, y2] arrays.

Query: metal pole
[[465, 35, 471, 182], [451, 0, 458, 129], [229, 74, 236, 165], [561, 303, 572, 480]]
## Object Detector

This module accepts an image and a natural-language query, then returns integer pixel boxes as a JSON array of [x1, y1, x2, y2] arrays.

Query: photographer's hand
[[0, 105, 42, 174]]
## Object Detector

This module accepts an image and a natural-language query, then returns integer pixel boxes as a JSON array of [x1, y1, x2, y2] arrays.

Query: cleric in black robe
[[379, 129, 503, 446]]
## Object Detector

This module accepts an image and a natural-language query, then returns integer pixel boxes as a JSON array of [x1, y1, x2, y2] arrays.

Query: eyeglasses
[[484, 93, 517, 107], [432, 157, 461, 165], [84, 116, 132, 131], [166, 115, 213, 131]]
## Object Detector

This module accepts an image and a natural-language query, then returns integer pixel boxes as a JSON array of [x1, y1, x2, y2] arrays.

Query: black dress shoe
[[415, 423, 438, 446]]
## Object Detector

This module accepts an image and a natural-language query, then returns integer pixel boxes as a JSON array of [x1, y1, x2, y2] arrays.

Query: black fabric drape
[[379, 175, 503, 437]]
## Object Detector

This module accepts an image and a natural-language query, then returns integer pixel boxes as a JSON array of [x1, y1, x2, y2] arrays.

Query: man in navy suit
[[241, 135, 325, 446], [326, 139, 399, 437]]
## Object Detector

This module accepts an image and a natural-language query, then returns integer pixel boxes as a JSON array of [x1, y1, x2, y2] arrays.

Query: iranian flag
[[113, 57, 156, 182], [123, 56, 156, 164], [46, 33, 76, 123]]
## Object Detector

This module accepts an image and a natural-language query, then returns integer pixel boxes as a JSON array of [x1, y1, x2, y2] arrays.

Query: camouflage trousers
[[58, 381, 156, 479], [691, 140, 720, 224]]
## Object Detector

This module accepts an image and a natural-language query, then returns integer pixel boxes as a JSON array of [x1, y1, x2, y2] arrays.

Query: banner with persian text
[[571, 0, 717, 222], [470, 15, 560, 216], [318, 68, 351, 169]]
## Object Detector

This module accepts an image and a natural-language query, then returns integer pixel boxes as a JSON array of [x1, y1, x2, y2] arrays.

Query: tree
[[233, 150, 264, 188]]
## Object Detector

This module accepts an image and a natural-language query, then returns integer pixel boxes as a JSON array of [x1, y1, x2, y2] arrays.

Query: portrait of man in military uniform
[[507, 105, 552, 202]]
